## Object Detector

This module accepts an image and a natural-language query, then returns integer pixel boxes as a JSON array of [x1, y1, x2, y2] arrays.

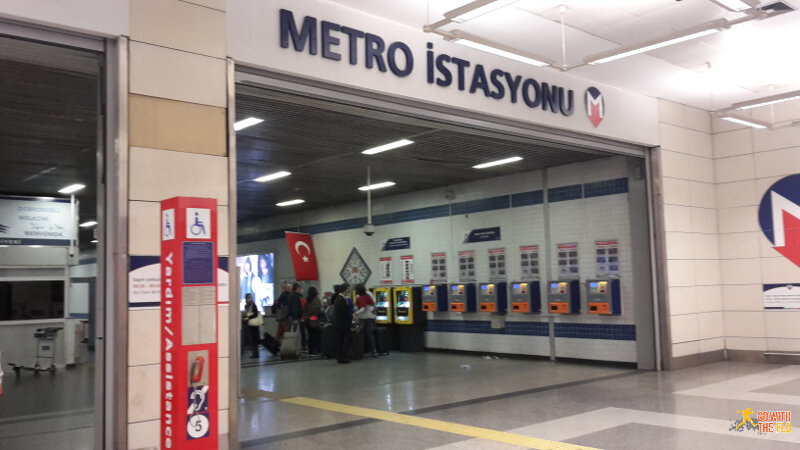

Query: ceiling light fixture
[[276, 199, 305, 207], [359, 181, 396, 191], [448, 30, 552, 67], [709, 0, 757, 12], [79, 220, 98, 228], [233, 117, 264, 131], [733, 90, 800, 110], [254, 171, 291, 182], [362, 139, 414, 155], [58, 184, 85, 194], [585, 20, 728, 65], [473, 156, 523, 169], [720, 116, 767, 129], [91, 239, 98, 244], [444, 0, 520, 23]]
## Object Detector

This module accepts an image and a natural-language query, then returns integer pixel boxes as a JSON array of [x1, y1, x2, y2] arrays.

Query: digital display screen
[[452, 285, 459, 291], [513, 284, 520, 289], [481, 284, 487, 289], [424, 286, 430, 292], [236, 253, 274, 313], [590, 282, 598, 288], [551, 283, 559, 289]]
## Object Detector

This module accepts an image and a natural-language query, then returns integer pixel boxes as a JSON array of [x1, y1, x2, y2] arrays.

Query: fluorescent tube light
[[276, 199, 305, 207], [58, 184, 85, 194], [734, 91, 800, 110], [709, 0, 755, 12], [450, 32, 551, 67], [720, 116, 767, 129], [585, 21, 727, 65], [359, 181, 396, 191], [444, 0, 520, 23], [91, 239, 98, 244], [79, 221, 98, 228], [362, 139, 414, 155], [254, 171, 291, 183], [473, 156, 523, 169], [233, 117, 264, 131]]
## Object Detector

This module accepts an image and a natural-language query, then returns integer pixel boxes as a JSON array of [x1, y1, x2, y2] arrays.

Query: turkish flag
[[285, 232, 319, 281]]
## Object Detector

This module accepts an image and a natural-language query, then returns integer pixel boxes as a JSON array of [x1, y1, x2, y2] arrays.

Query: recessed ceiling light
[[444, 0, 520, 23], [362, 139, 414, 155], [709, 0, 755, 12], [254, 171, 291, 183], [58, 184, 85, 194], [449, 31, 551, 67], [734, 91, 800, 110], [234, 117, 264, 131], [90, 239, 98, 244], [79, 221, 98, 228], [473, 156, 523, 169], [276, 199, 305, 207], [720, 116, 767, 129], [359, 181, 396, 191]]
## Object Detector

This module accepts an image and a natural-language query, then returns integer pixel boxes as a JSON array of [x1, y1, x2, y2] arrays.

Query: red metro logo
[[759, 174, 800, 268], [585, 87, 604, 128]]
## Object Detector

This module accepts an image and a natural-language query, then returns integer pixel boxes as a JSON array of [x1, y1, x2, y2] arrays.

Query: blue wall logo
[[758, 174, 800, 268], [585, 87, 604, 128]]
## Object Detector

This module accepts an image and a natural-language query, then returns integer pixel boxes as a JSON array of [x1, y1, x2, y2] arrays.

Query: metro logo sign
[[759, 175, 800, 268], [585, 87, 604, 128]]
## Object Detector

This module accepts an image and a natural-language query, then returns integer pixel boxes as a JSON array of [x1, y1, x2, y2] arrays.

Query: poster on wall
[[382, 237, 411, 251], [463, 226, 501, 243], [0, 195, 76, 246], [430, 252, 447, 283], [379, 257, 392, 284], [557, 243, 580, 278], [488, 248, 506, 280], [763, 284, 800, 310], [339, 247, 372, 288], [595, 240, 620, 277], [128, 256, 229, 309], [236, 253, 274, 312], [520, 245, 539, 280], [459, 250, 475, 282], [401, 255, 414, 283]]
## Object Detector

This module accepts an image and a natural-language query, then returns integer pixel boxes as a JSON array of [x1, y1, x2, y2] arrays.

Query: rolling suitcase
[[260, 331, 281, 355], [280, 323, 301, 359], [374, 326, 391, 355], [348, 323, 364, 361], [321, 325, 338, 359]]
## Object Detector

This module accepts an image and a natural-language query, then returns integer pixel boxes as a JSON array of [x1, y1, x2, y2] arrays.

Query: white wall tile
[[718, 206, 760, 233], [695, 285, 722, 313], [721, 284, 764, 311], [657, 99, 684, 128], [219, 408, 229, 435], [716, 180, 758, 209], [666, 232, 694, 260], [725, 336, 767, 351], [662, 177, 692, 206], [724, 311, 766, 337], [697, 311, 724, 340], [668, 286, 696, 315], [718, 232, 761, 260], [689, 181, 716, 209], [218, 205, 230, 256], [754, 176, 784, 198], [131, 0, 226, 58], [712, 128, 752, 158], [684, 105, 712, 133], [667, 259, 695, 287], [764, 312, 800, 339], [691, 207, 717, 234], [128, 364, 160, 423], [659, 123, 688, 153], [766, 337, 800, 352], [691, 233, 719, 260], [130, 41, 226, 108], [670, 313, 699, 343], [181, 0, 225, 11], [218, 304, 229, 358], [699, 336, 725, 353], [672, 340, 700, 357], [714, 154, 755, 184], [129, 309, 160, 366], [129, 200, 160, 256], [128, 420, 159, 450], [694, 260, 721, 286], [720, 258, 762, 285], [755, 147, 800, 179], [663, 205, 693, 232], [761, 257, 800, 284], [753, 125, 800, 152], [687, 129, 713, 158], [129, 147, 228, 204], [218, 357, 229, 410], [660, 150, 714, 182]]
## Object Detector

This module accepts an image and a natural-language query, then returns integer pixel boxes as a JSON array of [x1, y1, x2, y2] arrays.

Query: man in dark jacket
[[332, 284, 353, 364], [273, 281, 292, 341]]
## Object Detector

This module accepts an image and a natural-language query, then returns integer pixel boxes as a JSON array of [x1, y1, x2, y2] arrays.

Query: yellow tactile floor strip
[[280, 395, 599, 450]]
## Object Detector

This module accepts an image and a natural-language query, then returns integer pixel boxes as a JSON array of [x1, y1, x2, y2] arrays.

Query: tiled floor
[[239, 354, 800, 449]]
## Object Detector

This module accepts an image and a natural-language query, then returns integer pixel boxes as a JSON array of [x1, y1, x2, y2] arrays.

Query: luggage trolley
[[8, 327, 62, 375]]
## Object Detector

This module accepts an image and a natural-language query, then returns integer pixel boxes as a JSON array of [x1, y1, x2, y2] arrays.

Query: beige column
[[125, 1, 230, 448]]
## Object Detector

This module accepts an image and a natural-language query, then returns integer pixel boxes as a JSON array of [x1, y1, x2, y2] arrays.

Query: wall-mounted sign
[[464, 227, 501, 243], [128, 256, 229, 309], [595, 240, 619, 277], [458, 250, 475, 282], [0, 196, 76, 246], [557, 243, 580, 278], [488, 248, 506, 281], [519, 245, 539, 280], [758, 174, 800, 268], [382, 237, 411, 251], [401, 255, 414, 284], [430, 252, 447, 283], [379, 257, 392, 284], [764, 284, 800, 310], [339, 247, 371, 287]]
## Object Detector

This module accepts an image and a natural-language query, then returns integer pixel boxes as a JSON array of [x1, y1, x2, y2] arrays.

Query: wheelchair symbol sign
[[186, 208, 210, 239], [162, 209, 175, 241]]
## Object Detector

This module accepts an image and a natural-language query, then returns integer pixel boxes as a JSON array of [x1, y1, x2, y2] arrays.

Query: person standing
[[354, 284, 377, 358], [304, 287, 322, 356], [332, 284, 353, 364], [241, 293, 261, 358], [273, 281, 292, 341]]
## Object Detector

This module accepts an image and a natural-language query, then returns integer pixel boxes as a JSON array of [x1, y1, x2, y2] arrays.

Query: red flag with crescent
[[285, 231, 319, 281]]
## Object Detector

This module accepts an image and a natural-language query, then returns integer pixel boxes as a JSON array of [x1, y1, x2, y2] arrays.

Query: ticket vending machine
[[373, 287, 394, 325], [509, 281, 541, 314], [478, 282, 507, 314], [547, 280, 580, 314], [422, 284, 448, 312], [160, 197, 218, 449], [393, 287, 425, 351], [585, 279, 621, 315], [448, 283, 476, 313]]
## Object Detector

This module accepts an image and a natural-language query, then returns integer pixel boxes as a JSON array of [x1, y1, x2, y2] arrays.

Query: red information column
[[160, 197, 218, 449]]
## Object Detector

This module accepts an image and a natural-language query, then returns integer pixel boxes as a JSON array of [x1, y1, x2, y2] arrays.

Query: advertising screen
[[237, 253, 274, 312]]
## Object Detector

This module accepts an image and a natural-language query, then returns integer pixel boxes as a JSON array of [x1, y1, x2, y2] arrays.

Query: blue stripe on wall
[[511, 190, 544, 207], [426, 320, 635, 341], [584, 178, 628, 198], [374, 204, 451, 225], [547, 184, 583, 203], [451, 195, 510, 215], [555, 323, 636, 340]]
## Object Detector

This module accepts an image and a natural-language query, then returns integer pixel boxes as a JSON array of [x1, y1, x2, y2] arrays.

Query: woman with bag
[[242, 293, 262, 359], [355, 284, 377, 358], [304, 287, 323, 356]]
